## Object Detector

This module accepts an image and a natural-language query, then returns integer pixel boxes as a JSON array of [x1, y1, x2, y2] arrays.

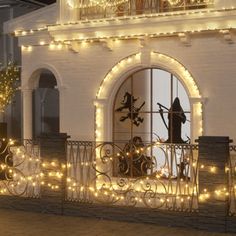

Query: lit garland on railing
[[66, 0, 213, 9], [0, 140, 235, 213], [167, 0, 213, 6], [91, 0, 129, 8]]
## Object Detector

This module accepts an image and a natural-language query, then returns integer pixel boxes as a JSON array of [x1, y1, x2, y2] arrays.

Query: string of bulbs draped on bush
[[0, 63, 20, 112]]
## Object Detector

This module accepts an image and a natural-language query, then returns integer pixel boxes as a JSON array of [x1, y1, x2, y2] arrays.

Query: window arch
[[113, 68, 191, 144]]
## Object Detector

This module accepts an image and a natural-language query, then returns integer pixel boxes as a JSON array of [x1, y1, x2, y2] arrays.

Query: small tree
[[0, 62, 20, 112]]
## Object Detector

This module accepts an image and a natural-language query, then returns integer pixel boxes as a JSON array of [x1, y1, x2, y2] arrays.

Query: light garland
[[65, 0, 213, 9], [167, 0, 213, 6], [12, 6, 236, 38], [0, 129, 234, 213], [87, 0, 129, 8], [94, 51, 203, 142], [17, 25, 236, 50]]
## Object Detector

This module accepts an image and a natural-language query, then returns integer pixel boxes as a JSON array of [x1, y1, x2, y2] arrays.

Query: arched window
[[113, 68, 191, 177], [113, 68, 191, 144]]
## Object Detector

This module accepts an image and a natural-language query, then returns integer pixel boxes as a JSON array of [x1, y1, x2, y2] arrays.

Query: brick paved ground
[[0, 209, 235, 236]]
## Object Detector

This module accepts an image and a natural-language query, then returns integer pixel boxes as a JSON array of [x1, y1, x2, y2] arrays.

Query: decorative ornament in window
[[115, 92, 145, 127], [157, 97, 189, 144]]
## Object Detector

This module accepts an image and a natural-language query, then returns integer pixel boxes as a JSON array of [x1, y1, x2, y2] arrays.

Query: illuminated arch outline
[[95, 51, 203, 142]]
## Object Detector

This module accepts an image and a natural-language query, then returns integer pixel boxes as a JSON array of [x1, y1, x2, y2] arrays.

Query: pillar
[[39, 133, 70, 214], [22, 88, 33, 140], [57, 86, 66, 134], [197, 136, 232, 232]]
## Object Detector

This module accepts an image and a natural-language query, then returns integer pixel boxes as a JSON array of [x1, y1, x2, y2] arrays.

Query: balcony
[[68, 0, 214, 20]]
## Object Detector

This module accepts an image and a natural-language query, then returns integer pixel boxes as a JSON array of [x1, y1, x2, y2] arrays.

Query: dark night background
[[33, 0, 56, 4]]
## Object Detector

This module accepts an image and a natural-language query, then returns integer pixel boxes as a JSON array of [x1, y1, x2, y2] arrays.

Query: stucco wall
[[20, 31, 236, 141]]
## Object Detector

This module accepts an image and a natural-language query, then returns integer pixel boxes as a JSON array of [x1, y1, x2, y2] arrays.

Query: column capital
[[20, 86, 33, 93]]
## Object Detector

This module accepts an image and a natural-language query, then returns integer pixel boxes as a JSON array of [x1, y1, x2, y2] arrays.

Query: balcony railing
[[73, 0, 214, 20]]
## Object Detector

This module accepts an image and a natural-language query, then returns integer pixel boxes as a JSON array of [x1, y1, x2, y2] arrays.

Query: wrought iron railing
[[0, 139, 41, 198], [1, 138, 236, 215], [66, 141, 199, 211], [66, 140, 95, 202], [74, 0, 214, 20]]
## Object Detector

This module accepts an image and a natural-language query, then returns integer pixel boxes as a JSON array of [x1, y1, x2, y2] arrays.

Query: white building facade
[[4, 0, 236, 143]]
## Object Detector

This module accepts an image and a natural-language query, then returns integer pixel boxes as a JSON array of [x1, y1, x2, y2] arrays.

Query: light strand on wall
[[94, 52, 203, 142], [12, 6, 236, 37], [96, 53, 141, 99], [19, 27, 236, 50]]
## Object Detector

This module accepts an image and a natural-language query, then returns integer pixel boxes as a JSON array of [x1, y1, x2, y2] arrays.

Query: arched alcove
[[21, 63, 64, 140], [32, 69, 59, 138], [24, 69, 59, 138]]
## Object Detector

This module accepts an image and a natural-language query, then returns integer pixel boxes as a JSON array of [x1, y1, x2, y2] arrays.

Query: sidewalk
[[0, 209, 234, 236]]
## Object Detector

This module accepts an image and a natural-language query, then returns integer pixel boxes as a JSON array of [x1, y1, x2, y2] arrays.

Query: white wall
[[21, 32, 236, 142], [215, 0, 236, 8]]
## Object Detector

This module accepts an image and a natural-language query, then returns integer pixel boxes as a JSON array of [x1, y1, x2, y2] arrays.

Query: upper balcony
[[61, 0, 214, 21]]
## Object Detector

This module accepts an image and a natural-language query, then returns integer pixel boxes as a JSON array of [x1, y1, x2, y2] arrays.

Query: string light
[[11, 6, 236, 41], [0, 140, 234, 212]]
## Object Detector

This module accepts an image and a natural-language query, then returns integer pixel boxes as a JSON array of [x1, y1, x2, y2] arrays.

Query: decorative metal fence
[[66, 141, 95, 202], [75, 0, 214, 20], [4, 138, 236, 215], [66, 141, 199, 211], [0, 139, 41, 198]]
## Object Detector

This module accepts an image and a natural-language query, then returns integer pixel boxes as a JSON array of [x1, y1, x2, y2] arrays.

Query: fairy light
[[210, 166, 216, 173], [4, 139, 236, 211], [39, 41, 45, 46], [57, 44, 63, 50]]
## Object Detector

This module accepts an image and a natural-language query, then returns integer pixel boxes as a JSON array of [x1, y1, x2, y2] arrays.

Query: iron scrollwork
[[66, 140, 199, 211]]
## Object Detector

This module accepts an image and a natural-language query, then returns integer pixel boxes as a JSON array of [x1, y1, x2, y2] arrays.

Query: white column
[[22, 88, 33, 140], [190, 98, 204, 143], [57, 86, 66, 134]]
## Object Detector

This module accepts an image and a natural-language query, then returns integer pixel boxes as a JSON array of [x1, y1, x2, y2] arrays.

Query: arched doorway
[[32, 70, 59, 138], [113, 68, 190, 144]]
